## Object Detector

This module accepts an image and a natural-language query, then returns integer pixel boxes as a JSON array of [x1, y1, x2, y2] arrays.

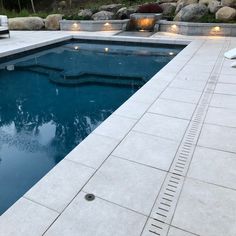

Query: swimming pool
[[0, 40, 184, 214]]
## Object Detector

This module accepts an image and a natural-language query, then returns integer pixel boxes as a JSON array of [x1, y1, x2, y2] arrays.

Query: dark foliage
[[137, 3, 163, 13]]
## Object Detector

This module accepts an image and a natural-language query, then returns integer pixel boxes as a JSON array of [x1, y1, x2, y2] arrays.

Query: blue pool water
[[0, 40, 183, 214]]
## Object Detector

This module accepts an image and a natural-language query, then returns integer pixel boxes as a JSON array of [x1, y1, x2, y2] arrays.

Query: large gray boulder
[[174, 3, 208, 21], [216, 6, 236, 21], [208, 0, 222, 13], [78, 9, 93, 19], [99, 4, 123, 13], [160, 3, 177, 15], [91, 11, 114, 20], [45, 14, 62, 30], [9, 17, 44, 30], [116, 6, 138, 19], [175, 0, 198, 13], [222, 0, 236, 8]]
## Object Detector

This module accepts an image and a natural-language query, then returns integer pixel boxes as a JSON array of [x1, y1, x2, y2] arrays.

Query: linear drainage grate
[[142, 39, 230, 236]]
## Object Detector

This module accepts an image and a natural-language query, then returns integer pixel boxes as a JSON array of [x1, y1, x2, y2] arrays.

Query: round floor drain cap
[[85, 193, 95, 201]]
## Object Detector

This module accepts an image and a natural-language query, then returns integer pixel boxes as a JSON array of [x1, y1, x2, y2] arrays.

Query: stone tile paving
[[0, 31, 235, 236]]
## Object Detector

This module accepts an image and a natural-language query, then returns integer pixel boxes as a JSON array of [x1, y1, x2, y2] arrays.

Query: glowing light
[[71, 22, 79, 31], [169, 52, 174, 56], [137, 18, 155, 31], [74, 46, 79, 50], [104, 48, 109, 52], [169, 24, 179, 34], [213, 26, 220, 32], [171, 24, 177, 29], [104, 22, 110, 26], [6, 65, 14, 71]]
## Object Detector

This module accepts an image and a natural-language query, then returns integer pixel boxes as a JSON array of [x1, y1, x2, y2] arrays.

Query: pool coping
[[0, 31, 235, 236]]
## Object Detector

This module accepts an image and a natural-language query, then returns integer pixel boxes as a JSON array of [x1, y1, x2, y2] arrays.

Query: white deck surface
[[0, 31, 236, 236]]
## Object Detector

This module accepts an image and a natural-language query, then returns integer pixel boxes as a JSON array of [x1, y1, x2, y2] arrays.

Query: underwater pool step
[[49, 73, 145, 87], [15, 64, 146, 87], [15, 64, 64, 74]]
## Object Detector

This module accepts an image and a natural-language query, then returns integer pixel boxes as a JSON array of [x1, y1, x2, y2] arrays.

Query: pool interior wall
[[0, 40, 184, 214]]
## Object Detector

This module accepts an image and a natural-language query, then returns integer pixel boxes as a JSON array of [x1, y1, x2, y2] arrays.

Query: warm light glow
[[171, 24, 177, 29], [71, 22, 79, 31], [137, 18, 155, 31], [169, 24, 179, 34], [103, 22, 112, 31], [104, 48, 109, 52], [210, 26, 221, 36], [213, 26, 220, 32]]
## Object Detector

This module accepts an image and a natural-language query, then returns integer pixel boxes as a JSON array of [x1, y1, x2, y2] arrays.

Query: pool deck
[[0, 31, 236, 236]]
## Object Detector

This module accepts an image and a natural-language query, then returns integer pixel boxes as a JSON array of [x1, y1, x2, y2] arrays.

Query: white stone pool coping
[[0, 31, 236, 236]]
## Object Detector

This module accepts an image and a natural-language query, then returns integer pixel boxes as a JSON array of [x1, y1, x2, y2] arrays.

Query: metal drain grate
[[142, 40, 230, 236]]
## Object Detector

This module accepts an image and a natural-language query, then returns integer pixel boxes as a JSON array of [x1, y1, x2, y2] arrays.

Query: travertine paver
[[172, 178, 236, 236], [149, 98, 196, 120], [45, 192, 147, 236], [215, 83, 236, 95], [0, 197, 58, 236], [83, 156, 166, 215], [160, 87, 202, 104], [210, 93, 236, 110], [133, 113, 189, 141], [112, 131, 179, 171], [25, 159, 94, 212], [175, 71, 210, 81], [188, 146, 236, 190], [168, 227, 196, 236], [198, 123, 236, 153], [0, 32, 235, 236], [205, 106, 236, 127], [218, 74, 236, 84], [65, 133, 119, 169], [93, 114, 136, 140], [170, 79, 206, 91], [114, 99, 150, 119]]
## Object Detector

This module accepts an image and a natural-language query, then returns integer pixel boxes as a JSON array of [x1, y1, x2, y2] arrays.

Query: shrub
[[137, 3, 163, 13]]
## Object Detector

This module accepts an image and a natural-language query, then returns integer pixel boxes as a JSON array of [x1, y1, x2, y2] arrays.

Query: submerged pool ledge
[[0, 31, 235, 236]]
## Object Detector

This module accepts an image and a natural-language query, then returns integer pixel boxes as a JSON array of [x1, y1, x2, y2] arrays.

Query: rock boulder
[[216, 6, 236, 21], [78, 9, 93, 19], [199, 0, 213, 5], [222, 0, 236, 8], [45, 14, 62, 30], [116, 6, 138, 19], [9, 17, 44, 30], [175, 0, 198, 13], [174, 3, 208, 21], [160, 3, 177, 15], [99, 4, 123, 13], [91, 11, 114, 20], [208, 0, 222, 13]]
